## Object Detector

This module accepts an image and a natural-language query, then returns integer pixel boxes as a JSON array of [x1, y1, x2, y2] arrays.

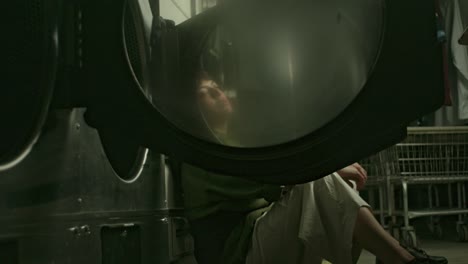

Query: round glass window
[[152, 0, 385, 147]]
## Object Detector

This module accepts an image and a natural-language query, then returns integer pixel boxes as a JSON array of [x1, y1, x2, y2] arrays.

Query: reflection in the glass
[[196, 72, 234, 145], [155, 0, 386, 148], [196, 0, 384, 147]]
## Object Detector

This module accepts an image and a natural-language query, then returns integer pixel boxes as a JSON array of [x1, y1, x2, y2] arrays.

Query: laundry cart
[[392, 127, 468, 246], [360, 149, 396, 226], [364, 127, 468, 247]]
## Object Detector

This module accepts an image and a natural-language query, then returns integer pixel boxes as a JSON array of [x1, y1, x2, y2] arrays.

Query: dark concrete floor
[[358, 239, 468, 264], [353, 207, 468, 264], [358, 216, 468, 264]]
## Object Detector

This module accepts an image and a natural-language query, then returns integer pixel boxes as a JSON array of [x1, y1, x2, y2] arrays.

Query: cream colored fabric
[[432, 0, 468, 125], [453, 0, 468, 120], [245, 173, 369, 264]]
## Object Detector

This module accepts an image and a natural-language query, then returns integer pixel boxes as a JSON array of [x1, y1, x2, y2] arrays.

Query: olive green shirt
[[181, 163, 282, 264]]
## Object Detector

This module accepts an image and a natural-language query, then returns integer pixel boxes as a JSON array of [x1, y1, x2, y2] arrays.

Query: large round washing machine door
[[0, 1, 59, 171], [85, 0, 444, 184]]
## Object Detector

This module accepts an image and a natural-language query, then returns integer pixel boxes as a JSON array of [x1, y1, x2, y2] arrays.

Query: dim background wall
[[159, 0, 217, 24]]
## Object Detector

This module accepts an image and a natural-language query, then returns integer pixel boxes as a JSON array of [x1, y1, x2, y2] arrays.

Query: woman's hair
[[196, 70, 224, 90], [196, 71, 212, 87]]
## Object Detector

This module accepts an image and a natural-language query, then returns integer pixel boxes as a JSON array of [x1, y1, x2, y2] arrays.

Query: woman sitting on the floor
[[182, 72, 448, 264]]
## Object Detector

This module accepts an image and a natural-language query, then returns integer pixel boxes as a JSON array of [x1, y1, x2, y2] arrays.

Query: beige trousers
[[246, 173, 370, 264]]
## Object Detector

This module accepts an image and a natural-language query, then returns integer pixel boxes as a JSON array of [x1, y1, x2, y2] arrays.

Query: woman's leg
[[247, 173, 368, 264], [353, 207, 414, 264], [247, 174, 446, 264]]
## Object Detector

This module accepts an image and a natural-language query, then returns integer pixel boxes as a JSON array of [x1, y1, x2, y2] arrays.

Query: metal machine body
[[0, 109, 194, 263], [0, 0, 447, 263]]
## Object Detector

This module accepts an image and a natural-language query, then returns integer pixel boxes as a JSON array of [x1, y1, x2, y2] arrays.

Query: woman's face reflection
[[197, 74, 233, 133]]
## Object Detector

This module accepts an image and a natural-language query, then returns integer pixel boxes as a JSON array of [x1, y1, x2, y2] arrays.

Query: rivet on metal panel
[[80, 225, 91, 235], [69, 226, 80, 237]]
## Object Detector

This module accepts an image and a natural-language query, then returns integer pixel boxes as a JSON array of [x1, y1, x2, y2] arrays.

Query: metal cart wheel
[[456, 223, 468, 242], [432, 223, 444, 240], [401, 229, 418, 248], [427, 219, 444, 239], [427, 218, 434, 232], [386, 221, 401, 241]]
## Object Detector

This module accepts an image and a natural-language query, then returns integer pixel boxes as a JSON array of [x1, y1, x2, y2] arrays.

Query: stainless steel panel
[[0, 108, 194, 263]]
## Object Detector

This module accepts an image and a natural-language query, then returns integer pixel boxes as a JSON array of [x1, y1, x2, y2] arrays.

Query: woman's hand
[[337, 163, 368, 191]]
